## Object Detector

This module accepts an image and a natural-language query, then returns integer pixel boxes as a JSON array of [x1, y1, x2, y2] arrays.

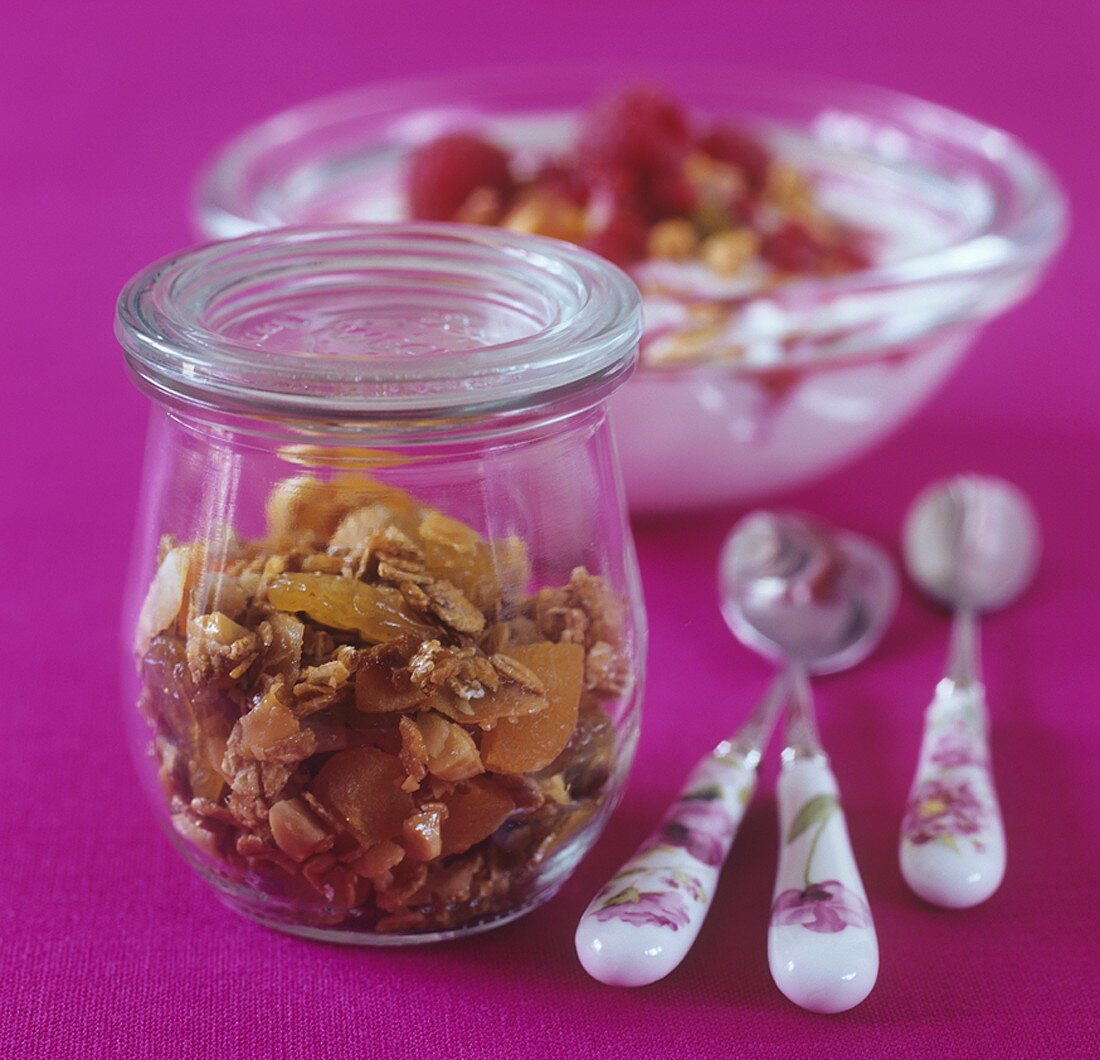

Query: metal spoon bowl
[[721, 511, 899, 673], [904, 475, 1040, 613]]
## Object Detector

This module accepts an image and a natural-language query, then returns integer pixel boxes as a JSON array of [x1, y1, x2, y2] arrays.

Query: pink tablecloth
[[3, 2, 1098, 1056]]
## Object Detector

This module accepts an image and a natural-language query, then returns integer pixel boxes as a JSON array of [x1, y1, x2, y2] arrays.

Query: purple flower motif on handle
[[594, 886, 691, 930], [771, 879, 871, 934], [903, 778, 986, 847], [930, 731, 987, 770], [652, 790, 735, 868]]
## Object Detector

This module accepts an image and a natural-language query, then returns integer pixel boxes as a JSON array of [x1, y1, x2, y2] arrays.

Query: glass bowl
[[195, 65, 1067, 512]]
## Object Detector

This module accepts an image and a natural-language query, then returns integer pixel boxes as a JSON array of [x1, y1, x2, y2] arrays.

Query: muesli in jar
[[136, 473, 630, 936]]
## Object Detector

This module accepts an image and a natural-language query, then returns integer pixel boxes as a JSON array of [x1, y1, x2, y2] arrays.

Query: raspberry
[[762, 221, 822, 273], [583, 209, 649, 267], [406, 133, 514, 221], [822, 241, 871, 274], [697, 125, 771, 190], [577, 87, 691, 178], [648, 171, 698, 218]]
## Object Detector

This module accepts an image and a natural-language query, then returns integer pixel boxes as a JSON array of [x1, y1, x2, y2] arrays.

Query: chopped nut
[[700, 228, 761, 277], [134, 547, 190, 654], [349, 840, 406, 879], [186, 612, 259, 684], [397, 716, 430, 791], [414, 712, 483, 781], [647, 218, 698, 260], [763, 162, 814, 217], [269, 798, 331, 862], [502, 189, 586, 243], [584, 640, 633, 697], [402, 803, 448, 861], [455, 186, 504, 226], [292, 645, 360, 716]]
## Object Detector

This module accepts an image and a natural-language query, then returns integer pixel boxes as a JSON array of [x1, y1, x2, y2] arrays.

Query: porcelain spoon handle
[[899, 677, 1005, 907], [575, 675, 787, 987], [768, 673, 878, 1014]]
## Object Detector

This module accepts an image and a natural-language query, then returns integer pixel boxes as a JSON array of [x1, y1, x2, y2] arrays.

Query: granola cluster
[[135, 474, 628, 935]]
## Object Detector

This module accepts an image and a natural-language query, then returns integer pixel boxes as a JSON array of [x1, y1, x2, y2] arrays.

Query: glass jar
[[116, 224, 645, 944]]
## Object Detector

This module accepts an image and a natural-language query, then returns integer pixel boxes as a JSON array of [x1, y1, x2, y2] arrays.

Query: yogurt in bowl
[[196, 65, 1067, 512]]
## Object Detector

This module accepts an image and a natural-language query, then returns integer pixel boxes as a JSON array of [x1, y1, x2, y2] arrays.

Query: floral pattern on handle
[[902, 681, 996, 854], [769, 792, 871, 935], [589, 755, 753, 930]]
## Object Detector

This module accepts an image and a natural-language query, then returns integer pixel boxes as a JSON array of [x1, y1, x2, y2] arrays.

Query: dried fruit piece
[[480, 642, 585, 774], [312, 746, 414, 845], [267, 572, 435, 643], [440, 778, 516, 855]]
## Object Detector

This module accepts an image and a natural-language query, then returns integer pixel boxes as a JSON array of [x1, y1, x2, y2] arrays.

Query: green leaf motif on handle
[[787, 793, 838, 844]]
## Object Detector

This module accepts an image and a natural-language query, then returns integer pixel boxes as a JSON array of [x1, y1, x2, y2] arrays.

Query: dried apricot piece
[[440, 778, 516, 855], [267, 572, 435, 643], [480, 642, 585, 774], [311, 746, 414, 844]]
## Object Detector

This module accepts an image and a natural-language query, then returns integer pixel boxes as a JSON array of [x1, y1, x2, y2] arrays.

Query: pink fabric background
[[3, 2, 1098, 1056]]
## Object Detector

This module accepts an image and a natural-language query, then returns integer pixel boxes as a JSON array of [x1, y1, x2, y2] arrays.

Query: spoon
[[899, 475, 1040, 908], [723, 512, 897, 1014], [575, 512, 895, 1010]]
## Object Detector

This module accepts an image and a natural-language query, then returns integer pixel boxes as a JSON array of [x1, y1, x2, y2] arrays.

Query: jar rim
[[116, 223, 642, 422]]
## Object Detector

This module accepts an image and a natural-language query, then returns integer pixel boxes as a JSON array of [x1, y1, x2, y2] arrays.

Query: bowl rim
[[194, 62, 1069, 378]]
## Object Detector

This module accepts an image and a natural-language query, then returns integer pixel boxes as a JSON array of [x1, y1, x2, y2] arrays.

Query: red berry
[[583, 209, 649, 267], [823, 241, 871, 273], [578, 87, 691, 178], [406, 133, 514, 221], [648, 171, 698, 217], [697, 125, 771, 190], [763, 221, 822, 273]]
